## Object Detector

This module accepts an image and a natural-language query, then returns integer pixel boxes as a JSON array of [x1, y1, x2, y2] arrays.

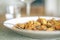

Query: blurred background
[[0, 0, 44, 17], [0, 0, 60, 22]]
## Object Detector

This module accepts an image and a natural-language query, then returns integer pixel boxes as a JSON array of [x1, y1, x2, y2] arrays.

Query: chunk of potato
[[46, 27, 55, 31], [37, 18, 47, 25], [41, 25, 47, 30], [18, 24, 25, 29], [33, 21, 41, 26]]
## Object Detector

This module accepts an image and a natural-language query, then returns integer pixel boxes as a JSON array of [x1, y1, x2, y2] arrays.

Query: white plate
[[3, 16, 60, 39]]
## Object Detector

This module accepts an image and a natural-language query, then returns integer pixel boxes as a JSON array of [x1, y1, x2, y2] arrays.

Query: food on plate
[[14, 18, 60, 31]]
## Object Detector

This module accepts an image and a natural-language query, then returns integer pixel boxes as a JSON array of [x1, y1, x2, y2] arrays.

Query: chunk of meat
[[55, 25, 60, 30]]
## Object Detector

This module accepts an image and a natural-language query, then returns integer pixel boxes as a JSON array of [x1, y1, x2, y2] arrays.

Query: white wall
[[0, 0, 16, 14], [0, 0, 6, 14], [57, 0, 60, 17], [0, 0, 25, 14], [45, 0, 58, 16]]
